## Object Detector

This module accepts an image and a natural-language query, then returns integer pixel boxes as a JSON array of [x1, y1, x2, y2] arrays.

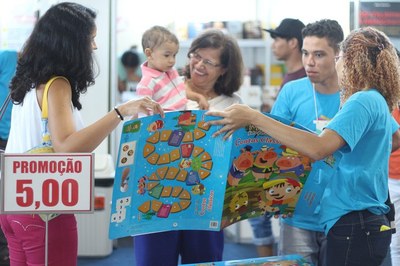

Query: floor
[[77, 235, 259, 266]]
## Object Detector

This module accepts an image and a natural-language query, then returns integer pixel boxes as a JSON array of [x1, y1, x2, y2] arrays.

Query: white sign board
[[0, 153, 94, 214]]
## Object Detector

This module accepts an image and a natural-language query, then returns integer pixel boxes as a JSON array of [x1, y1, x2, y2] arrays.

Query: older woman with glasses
[[134, 29, 245, 266], [184, 29, 244, 111]]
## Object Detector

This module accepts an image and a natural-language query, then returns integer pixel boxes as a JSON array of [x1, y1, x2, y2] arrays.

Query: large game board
[[181, 254, 312, 266], [109, 110, 339, 238]]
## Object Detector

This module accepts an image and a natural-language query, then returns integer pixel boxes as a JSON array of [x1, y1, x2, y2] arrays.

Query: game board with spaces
[[108, 110, 339, 239], [181, 254, 313, 266]]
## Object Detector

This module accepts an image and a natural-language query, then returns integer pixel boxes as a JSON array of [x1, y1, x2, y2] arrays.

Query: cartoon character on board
[[192, 183, 206, 195], [281, 145, 312, 171], [228, 191, 249, 222], [260, 178, 303, 216], [147, 119, 164, 132], [137, 176, 147, 195], [177, 111, 196, 126], [275, 155, 305, 177], [228, 145, 254, 186], [120, 167, 130, 192], [179, 158, 192, 169], [251, 145, 278, 182]]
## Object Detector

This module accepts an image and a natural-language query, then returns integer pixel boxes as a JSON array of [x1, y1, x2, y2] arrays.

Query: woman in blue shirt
[[207, 27, 400, 266]]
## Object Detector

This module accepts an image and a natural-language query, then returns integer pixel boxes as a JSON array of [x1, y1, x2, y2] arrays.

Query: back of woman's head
[[184, 29, 244, 96], [10, 2, 97, 110], [340, 27, 400, 111]]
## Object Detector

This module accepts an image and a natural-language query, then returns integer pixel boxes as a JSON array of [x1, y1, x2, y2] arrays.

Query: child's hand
[[197, 95, 210, 110], [185, 85, 209, 110]]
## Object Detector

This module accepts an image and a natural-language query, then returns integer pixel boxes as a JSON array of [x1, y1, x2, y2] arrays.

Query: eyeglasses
[[334, 55, 343, 63], [189, 52, 221, 68]]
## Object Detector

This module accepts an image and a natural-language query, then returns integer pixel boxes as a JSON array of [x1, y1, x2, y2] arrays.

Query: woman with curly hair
[[0, 2, 163, 266], [207, 26, 400, 266]]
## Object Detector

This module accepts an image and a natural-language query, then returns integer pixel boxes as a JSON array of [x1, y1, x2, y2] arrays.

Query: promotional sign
[[0, 153, 94, 214]]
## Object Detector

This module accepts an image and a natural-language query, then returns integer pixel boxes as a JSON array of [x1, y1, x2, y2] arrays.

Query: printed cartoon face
[[275, 156, 304, 176], [254, 148, 278, 167], [147, 120, 164, 132], [191, 184, 205, 195], [179, 158, 192, 169], [235, 149, 254, 171], [264, 180, 301, 202], [252, 147, 279, 182], [229, 191, 249, 213], [178, 112, 196, 126], [276, 156, 301, 169]]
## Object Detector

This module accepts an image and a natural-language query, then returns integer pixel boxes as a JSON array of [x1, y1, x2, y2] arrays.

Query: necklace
[[312, 83, 319, 121]]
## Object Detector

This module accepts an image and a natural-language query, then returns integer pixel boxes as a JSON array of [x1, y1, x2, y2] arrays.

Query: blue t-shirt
[[321, 89, 392, 234], [0, 50, 17, 140], [271, 77, 340, 232]]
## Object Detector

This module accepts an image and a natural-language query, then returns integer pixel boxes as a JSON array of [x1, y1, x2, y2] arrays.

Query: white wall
[[73, 0, 115, 156], [116, 0, 351, 55], [116, 0, 261, 53]]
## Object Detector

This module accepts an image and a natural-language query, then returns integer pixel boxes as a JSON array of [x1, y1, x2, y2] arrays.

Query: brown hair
[[339, 27, 400, 111]]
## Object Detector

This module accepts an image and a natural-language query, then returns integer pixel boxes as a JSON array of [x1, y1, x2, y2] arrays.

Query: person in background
[[118, 49, 141, 94], [0, 50, 16, 150], [247, 18, 306, 257], [0, 3, 163, 266], [207, 26, 400, 266], [0, 49, 17, 266], [134, 29, 244, 266], [136, 25, 208, 111], [264, 18, 306, 91]]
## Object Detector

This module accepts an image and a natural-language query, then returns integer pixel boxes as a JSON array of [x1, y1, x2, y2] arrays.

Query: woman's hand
[[119, 96, 165, 119], [206, 104, 256, 139]]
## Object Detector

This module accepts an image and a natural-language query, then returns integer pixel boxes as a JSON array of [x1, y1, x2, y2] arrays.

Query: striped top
[[136, 62, 187, 111]]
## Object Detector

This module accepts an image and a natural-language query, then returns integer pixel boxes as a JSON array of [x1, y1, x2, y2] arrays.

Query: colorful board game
[[109, 110, 338, 238], [180, 254, 313, 266]]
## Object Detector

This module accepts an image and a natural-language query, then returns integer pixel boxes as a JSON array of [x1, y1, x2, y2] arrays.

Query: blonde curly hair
[[339, 27, 400, 112]]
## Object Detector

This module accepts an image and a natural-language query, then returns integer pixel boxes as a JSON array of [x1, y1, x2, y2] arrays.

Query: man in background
[[248, 18, 306, 257], [0, 49, 18, 266], [261, 18, 306, 112], [264, 18, 306, 91]]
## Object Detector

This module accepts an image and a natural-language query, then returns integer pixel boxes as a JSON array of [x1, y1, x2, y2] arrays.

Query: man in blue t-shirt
[[271, 20, 343, 266], [0, 49, 18, 266]]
